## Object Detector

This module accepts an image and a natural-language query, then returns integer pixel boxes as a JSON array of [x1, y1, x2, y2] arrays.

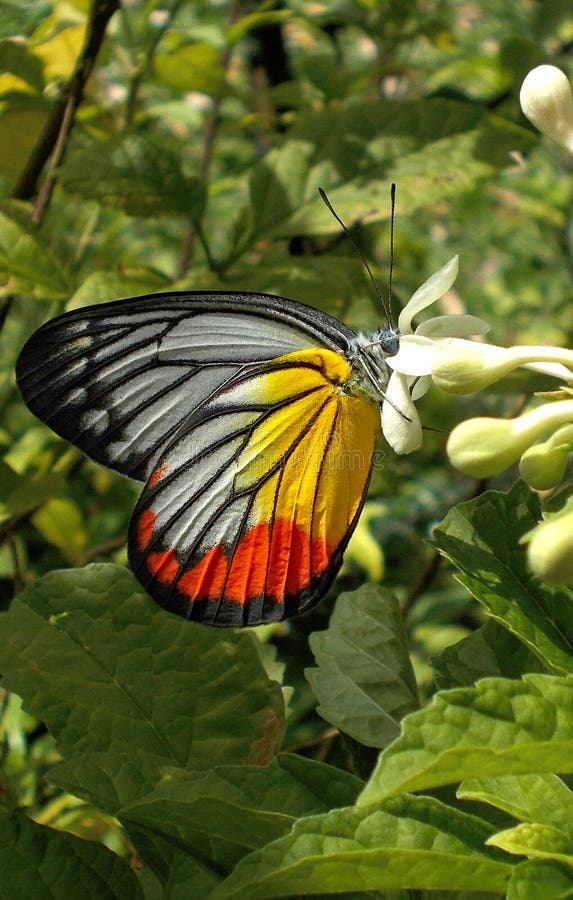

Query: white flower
[[520, 65, 573, 152], [382, 255, 489, 453]]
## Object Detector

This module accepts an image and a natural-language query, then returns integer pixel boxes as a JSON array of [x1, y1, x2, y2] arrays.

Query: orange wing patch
[[129, 348, 378, 625]]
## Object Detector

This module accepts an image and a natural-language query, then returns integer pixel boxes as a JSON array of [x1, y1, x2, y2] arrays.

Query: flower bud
[[527, 510, 573, 584], [519, 442, 569, 490], [447, 418, 528, 478], [519, 424, 573, 490], [432, 341, 573, 395], [520, 65, 573, 152], [447, 400, 573, 478]]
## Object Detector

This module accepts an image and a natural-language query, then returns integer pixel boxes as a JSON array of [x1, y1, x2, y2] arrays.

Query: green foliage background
[[1, 1, 573, 897]]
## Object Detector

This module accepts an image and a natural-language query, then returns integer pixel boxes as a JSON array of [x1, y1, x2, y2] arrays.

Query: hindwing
[[129, 348, 378, 625]]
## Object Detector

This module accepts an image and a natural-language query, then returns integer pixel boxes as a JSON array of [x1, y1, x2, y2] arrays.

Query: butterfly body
[[17, 290, 398, 626]]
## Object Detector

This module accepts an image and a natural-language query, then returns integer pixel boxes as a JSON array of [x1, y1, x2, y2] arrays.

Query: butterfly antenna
[[318, 187, 392, 330], [388, 183, 396, 315]]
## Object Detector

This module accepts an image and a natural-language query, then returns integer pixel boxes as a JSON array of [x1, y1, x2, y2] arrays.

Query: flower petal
[[397, 255, 459, 335], [416, 314, 490, 339], [524, 361, 573, 382], [433, 340, 573, 394], [411, 374, 432, 401], [381, 372, 423, 454], [386, 334, 436, 376]]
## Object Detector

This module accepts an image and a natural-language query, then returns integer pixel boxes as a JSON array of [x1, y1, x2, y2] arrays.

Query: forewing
[[129, 348, 379, 626], [16, 292, 355, 481]]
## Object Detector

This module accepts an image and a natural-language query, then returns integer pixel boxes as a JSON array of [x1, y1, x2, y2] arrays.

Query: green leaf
[[488, 822, 573, 865], [434, 619, 544, 689], [222, 255, 377, 326], [0, 564, 285, 810], [59, 135, 207, 220], [31, 497, 86, 563], [210, 795, 511, 898], [357, 674, 573, 807], [119, 754, 361, 875], [67, 270, 171, 310], [0, 471, 65, 522], [459, 774, 573, 838], [227, 10, 291, 44], [247, 99, 535, 242], [0, 38, 44, 92], [153, 43, 225, 96], [0, 201, 70, 298], [306, 585, 418, 748], [125, 826, 220, 898], [507, 859, 573, 900], [0, 809, 143, 899], [433, 481, 573, 675], [0, 99, 50, 183]]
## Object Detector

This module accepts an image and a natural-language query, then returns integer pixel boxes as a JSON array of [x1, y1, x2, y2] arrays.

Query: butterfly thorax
[[346, 328, 399, 402]]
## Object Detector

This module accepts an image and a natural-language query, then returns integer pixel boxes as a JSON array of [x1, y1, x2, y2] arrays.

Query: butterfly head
[[376, 326, 400, 357], [347, 328, 400, 402]]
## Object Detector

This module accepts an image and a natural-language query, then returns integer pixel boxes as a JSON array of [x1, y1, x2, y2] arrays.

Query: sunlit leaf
[[459, 773, 573, 838], [488, 822, 573, 865], [433, 482, 573, 675], [247, 99, 536, 241], [31, 497, 86, 563], [358, 674, 573, 806], [154, 42, 225, 96], [210, 795, 511, 898], [507, 859, 573, 900]]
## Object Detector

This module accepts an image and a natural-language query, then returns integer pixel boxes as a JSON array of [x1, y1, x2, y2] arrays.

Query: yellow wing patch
[[130, 347, 379, 625]]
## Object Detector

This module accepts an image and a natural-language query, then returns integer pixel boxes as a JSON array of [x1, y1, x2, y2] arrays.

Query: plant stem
[[13, 0, 120, 224]]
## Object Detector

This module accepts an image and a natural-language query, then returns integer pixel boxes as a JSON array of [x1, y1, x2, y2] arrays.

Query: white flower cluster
[[386, 64, 573, 584]]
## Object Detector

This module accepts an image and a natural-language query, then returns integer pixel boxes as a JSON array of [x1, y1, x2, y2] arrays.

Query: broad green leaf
[[126, 825, 220, 899], [33, 23, 85, 80], [357, 674, 573, 807], [31, 497, 86, 563], [0, 100, 50, 181], [0, 38, 44, 92], [154, 42, 225, 95], [488, 822, 573, 865], [306, 585, 418, 748], [0, 809, 142, 899], [428, 54, 513, 101], [59, 135, 207, 220], [434, 619, 543, 689], [67, 270, 171, 310], [222, 255, 377, 326], [0, 202, 70, 298], [0, 470, 65, 521], [210, 795, 511, 898], [247, 99, 535, 242], [459, 774, 573, 838], [0, 565, 285, 809], [0, 460, 25, 506], [507, 859, 573, 900], [119, 754, 361, 874], [227, 9, 291, 43], [433, 481, 573, 675]]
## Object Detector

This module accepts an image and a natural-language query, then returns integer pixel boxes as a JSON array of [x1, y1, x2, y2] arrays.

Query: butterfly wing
[[129, 347, 379, 626], [17, 290, 379, 625], [16, 291, 356, 481]]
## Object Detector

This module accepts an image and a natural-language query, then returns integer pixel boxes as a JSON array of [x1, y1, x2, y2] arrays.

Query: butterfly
[[16, 288, 400, 627]]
